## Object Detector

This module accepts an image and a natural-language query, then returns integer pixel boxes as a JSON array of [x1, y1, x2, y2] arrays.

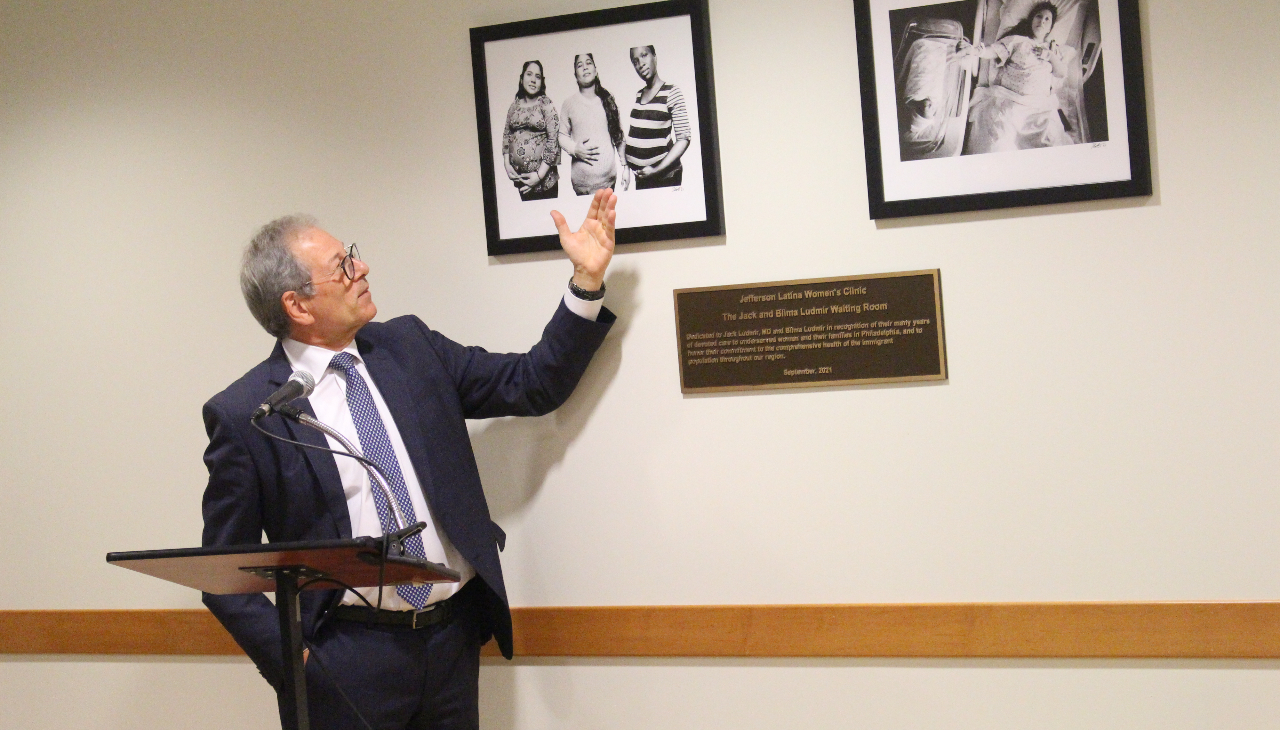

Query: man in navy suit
[[202, 190, 618, 729]]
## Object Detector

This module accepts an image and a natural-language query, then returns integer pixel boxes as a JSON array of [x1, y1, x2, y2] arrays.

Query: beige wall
[[2, 0, 1278, 727]]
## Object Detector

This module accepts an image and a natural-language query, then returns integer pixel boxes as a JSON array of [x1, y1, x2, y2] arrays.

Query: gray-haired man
[[203, 190, 617, 729]]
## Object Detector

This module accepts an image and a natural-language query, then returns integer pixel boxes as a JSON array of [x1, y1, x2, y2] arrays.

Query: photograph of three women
[[500, 45, 692, 202], [475, 8, 717, 251]]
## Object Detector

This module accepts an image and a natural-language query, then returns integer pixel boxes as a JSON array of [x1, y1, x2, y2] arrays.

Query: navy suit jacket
[[201, 302, 614, 689]]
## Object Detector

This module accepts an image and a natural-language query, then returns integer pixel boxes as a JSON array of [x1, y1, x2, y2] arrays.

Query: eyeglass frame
[[306, 243, 361, 287]]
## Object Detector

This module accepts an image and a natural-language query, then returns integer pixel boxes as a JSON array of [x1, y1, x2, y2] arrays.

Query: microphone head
[[288, 370, 316, 397]]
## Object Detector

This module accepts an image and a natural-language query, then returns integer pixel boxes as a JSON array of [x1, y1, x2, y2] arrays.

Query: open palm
[[551, 188, 617, 291]]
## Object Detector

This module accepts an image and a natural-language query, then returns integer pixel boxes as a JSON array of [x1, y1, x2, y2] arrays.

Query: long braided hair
[[576, 54, 624, 150]]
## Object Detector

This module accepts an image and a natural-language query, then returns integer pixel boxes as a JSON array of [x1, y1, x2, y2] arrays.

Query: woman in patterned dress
[[962, 2, 1074, 154], [502, 60, 560, 201]]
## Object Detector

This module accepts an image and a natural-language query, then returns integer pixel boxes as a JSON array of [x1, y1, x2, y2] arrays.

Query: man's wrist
[[568, 275, 605, 300], [571, 270, 604, 293]]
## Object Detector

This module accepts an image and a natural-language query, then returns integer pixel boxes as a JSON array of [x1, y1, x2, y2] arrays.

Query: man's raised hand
[[551, 188, 616, 291]]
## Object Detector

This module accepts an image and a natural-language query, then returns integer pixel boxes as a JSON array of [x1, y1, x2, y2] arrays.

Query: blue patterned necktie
[[329, 352, 432, 609]]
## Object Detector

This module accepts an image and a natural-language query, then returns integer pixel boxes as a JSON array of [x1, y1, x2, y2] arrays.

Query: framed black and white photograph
[[471, 0, 724, 255], [852, 0, 1151, 219]]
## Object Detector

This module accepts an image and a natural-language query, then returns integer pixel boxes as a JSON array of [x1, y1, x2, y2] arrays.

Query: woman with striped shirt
[[625, 45, 691, 190]]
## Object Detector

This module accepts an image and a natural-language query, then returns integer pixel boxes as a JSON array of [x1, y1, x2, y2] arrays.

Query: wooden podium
[[108, 538, 460, 730]]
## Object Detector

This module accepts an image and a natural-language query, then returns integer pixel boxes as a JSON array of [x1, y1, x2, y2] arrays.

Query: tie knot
[[329, 352, 358, 373]]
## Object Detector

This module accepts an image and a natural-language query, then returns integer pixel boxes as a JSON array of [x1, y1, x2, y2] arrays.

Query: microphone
[[251, 370, 316, 420]]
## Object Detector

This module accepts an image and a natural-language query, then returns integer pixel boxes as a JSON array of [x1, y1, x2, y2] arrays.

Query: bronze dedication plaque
[[674, 270, 947, 393]]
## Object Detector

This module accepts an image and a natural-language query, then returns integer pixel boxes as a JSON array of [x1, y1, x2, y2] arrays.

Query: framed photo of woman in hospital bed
[[852, 0, 1151, 219]]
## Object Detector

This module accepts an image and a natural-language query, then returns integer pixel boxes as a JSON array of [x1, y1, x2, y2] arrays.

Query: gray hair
[[240, 214, 317, 339]]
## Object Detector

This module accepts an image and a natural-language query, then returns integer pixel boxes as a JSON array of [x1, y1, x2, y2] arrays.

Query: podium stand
[[108, 538, 460, 730]]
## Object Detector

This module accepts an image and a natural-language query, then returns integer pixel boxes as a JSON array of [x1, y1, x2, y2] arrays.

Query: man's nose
[[353, 258, 370, 279]]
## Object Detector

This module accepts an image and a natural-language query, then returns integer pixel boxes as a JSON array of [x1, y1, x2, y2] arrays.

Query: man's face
[[290, 227, 376, 340]]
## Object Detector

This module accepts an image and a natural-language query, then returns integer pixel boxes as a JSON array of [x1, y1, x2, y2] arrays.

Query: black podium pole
[[276, 568, 309, 730]]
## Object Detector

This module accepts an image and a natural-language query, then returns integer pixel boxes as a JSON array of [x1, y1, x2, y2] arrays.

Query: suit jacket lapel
[[358, 339, 437, 510], [266, 343, 351, 540]]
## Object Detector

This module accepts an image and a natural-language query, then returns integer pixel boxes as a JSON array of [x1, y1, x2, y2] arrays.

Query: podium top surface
[[107, 538, 461, 595]]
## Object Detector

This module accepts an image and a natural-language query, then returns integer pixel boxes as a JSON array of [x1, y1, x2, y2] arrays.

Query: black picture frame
[[470, 0, 724, 255], [852, 0, 1151, 219]]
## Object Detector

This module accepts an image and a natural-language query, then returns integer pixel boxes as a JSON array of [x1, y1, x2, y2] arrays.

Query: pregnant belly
[[508, 131, 546, 173], [570, 145, 616, 188]]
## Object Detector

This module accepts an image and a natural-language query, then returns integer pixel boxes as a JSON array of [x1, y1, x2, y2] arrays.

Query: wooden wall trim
[[3, 603, 1278, 658], [0, 610, 241, 655]]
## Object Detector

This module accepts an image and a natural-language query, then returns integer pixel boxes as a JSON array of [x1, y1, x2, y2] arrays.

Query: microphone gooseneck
[[280, 408, 409, 534], [251, 372, 419, 550]]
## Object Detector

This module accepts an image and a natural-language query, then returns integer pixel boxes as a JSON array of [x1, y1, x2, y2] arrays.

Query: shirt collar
[[281, 338, 362, 384]]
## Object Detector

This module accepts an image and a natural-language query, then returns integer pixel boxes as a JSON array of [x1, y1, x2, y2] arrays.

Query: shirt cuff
[[562, 285, 603, 322]]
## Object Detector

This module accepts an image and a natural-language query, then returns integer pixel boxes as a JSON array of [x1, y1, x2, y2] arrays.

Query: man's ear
[[281, 290, 315, 329]]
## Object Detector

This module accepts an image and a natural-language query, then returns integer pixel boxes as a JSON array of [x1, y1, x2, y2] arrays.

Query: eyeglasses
[[308, 243, 361, 286]]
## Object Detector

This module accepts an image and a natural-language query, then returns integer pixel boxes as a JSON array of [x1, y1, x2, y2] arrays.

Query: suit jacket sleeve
[[416, 300, 616, 419], [200, 398, 287, 690]]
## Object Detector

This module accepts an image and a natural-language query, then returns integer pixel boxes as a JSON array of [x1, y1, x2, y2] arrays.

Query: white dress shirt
[[282, 286, 601, 610]]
